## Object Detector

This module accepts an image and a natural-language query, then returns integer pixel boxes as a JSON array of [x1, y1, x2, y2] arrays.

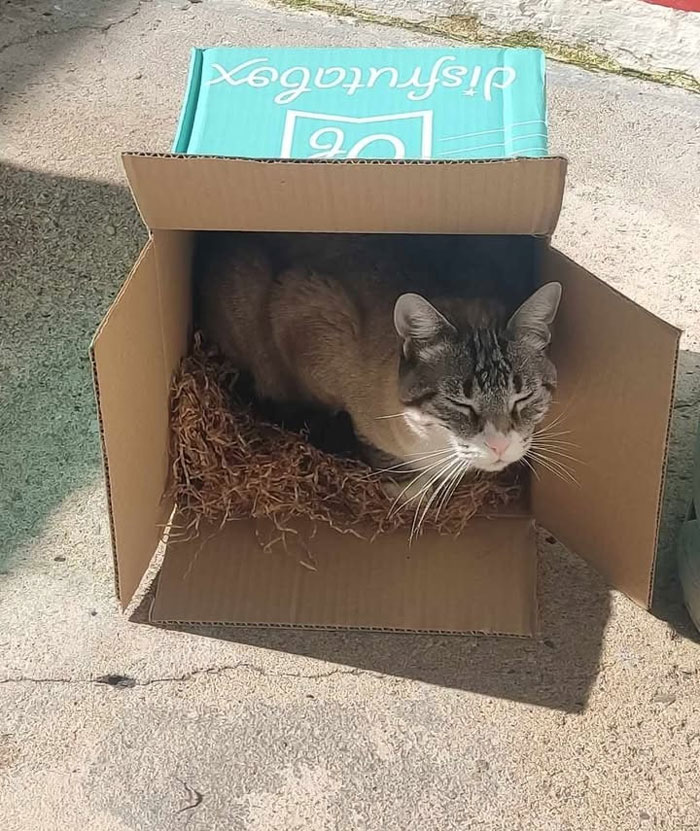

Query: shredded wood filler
[[168, 334, 519, 545]]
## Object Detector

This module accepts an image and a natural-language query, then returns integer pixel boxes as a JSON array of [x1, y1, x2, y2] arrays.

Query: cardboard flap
[[122, 153, 566, 235], [533, 248, 679, 606], [152, 516, 538, 635], [91, 234, 193, 606]]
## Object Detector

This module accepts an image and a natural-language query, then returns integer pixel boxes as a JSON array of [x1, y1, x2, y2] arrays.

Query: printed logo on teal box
[[174, 48, 548, 161]]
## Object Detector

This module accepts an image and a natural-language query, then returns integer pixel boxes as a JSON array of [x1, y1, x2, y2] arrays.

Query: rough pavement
[[350, 0, 700, 84], [1, 1, 700, 829]]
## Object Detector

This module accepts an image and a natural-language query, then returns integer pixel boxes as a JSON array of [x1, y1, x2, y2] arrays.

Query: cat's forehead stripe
[[470, 329, 511, 389]]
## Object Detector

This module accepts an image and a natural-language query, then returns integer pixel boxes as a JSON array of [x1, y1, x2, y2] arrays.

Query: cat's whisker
[[528, 448, 577, 476], [434, 474, 459, 519], [407, 461, 456, 513], [530, 433, 579, 446], [427, 456, 476, 530], [530, 448, 581, 462], [365, 448, 454, 479], [529, 438, 583, 459], [520, 455, 540, 481], [446, 465, 470, 512], [534, 428, 575, 439], [409, 478, 434, 545], [419, 477, 455, 534], [457, 459, 475, 488], [532, 429, 576, 440], [414, 480, 452, 540], [530, 443, 581, 457], [526, 449, 579, 486], [536, 409, 572, 435], [407, 462, 458, 541], [529, 438, 582, 454], [436, 460, 471, 517], [532, 430, 577, 446], [529, 445, 583, 465], [409, 492, 429, 546], [371, 450, 456, 481], [415, 458, 463, 534], [375, 412, 408, 420], [387, 456, 455, 518], [527, 456, 574, 487], [536, 388, 585, 437], [405, 447, 455, 459], [536, 419, 570, 438]]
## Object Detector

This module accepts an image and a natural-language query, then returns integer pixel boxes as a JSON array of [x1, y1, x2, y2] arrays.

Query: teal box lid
[[173, 47, 548, 161]]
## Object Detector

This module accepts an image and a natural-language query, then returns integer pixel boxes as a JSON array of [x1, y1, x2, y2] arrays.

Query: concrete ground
[[350, 0, 700, 86], [1, 1, 700, 829]]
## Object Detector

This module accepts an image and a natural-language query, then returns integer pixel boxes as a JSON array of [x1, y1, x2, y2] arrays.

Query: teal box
[[173, 47, 548, 161]]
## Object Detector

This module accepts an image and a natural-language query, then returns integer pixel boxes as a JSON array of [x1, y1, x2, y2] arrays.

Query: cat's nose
[[485, 435, 512, 458]]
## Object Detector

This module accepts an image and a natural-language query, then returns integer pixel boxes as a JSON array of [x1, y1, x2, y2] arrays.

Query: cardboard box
[[173, 46, 548, 161], [90, 154, 679, 636]]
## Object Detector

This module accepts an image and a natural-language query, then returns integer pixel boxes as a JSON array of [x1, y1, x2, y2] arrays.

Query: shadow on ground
[[652, 348, 700, 642], [0, 162, 145, 567], [0, 0, 142, 105], [0, 161, 610, 713], [149, 348, 700, 706], [2, 160, 695, 713], [150, 538, 610, 712]]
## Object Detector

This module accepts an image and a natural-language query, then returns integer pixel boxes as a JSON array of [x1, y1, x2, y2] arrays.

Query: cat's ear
[[394, 294, 455, 351], [506, 282, 562, 348]]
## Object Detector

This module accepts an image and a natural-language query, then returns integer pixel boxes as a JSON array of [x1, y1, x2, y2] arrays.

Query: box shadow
[[0, 162, 612, 713], [133, 534, 611, 713], [0, 1, 140, 107], [652, 348, 700, 642], [0, 162, 145, 569], [10, 161, 688, 711]]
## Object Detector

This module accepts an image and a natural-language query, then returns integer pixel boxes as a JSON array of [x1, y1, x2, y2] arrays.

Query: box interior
[[91, 155, 680, 635], [153, 516, 537, 634], [532, 250, 679, 605]]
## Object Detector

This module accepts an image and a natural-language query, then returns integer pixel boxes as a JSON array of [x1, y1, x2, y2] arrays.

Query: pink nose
[[485, 435, 512, 457]]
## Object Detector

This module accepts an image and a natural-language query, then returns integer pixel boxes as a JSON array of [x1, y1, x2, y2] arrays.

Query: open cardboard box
[[91, 154, 679, 636]]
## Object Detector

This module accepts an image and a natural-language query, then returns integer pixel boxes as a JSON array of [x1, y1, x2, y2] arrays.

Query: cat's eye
[[446, 397, 477, 416], [511, 391, 535, 414]]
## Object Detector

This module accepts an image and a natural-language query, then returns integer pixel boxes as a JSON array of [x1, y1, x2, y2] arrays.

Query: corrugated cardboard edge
[[124, 151, 566, 168], [532, 518, 539, 632], [89, 345, 120, 597], [121, 153, 567, 239], [148, 619, 533, 637], [89, 241, 153, 600], [647, 341, 681, 607], [172, 48, 204, 154]]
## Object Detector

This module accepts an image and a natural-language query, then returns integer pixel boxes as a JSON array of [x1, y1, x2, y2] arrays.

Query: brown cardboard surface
[[151, 230, 195, 373], [122, 154, 566, 236], [95, 154, 681, 631], [91, 234, 194, 606], [534, 247, 680, 607], [152, 516, 538, 635]]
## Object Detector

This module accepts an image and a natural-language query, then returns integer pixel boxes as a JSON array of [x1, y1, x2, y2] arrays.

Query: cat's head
[[393, 283, 562, 473]]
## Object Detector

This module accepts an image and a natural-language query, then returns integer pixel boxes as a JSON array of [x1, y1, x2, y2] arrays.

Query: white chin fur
[[461, 431, 528, 472], [475, 459, 511, 473]]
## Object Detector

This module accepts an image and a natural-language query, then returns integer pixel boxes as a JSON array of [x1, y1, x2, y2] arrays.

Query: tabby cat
[[196, 233, 561, 487]]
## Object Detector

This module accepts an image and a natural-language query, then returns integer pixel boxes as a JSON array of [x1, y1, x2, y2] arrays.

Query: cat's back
[[195, 233, 373, 406], [195, 232, 276, 367]]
